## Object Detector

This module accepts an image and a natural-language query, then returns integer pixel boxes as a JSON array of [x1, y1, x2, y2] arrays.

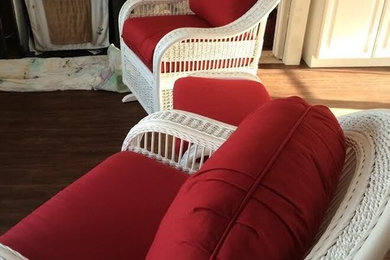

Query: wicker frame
[[119, 0, 280, 113], [2, 110, 389, 259], [306, 110, 390, 260], [122, 110, 236, 173], [0, 243, 28, 260]]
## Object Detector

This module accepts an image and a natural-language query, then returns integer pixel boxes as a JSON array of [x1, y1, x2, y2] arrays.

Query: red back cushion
[[173, 76, 270, 126], [189, 0, 257, 27], [122, 15, 211, 70], [146, 97, 346, 260]]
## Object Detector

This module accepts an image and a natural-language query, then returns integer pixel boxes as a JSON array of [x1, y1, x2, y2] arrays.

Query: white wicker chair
[[120, 109, 390, 259], [118, 0, 280, 113], [1, 109, 389, 259]]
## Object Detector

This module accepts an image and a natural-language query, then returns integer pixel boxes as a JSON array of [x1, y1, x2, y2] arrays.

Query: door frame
[[272, 0, 312, 65]]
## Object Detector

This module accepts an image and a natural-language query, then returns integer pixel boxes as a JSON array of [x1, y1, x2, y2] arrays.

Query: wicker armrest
[[122, 110, 236, 173], [306, 110, 390, 260], [152, 0, 279, 73], [0, 243, 28, 260], [119, 0, 191, 33]]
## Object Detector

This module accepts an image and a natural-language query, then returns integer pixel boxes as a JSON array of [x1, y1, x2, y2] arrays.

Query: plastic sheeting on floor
[[24, 0, 109, 51], [0, 45, 129, 93]]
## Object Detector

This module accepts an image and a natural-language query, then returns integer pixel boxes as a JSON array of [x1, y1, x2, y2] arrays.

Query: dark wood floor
[[0, 91, 147, 233], [0, 64, 389, 234]]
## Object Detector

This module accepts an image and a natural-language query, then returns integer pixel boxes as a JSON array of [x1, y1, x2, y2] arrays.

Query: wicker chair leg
[[122, 93, 137, 103]]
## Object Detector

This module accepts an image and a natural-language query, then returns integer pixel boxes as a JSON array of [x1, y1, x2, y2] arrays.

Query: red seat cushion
[[0, 152, 188, 260], [189, 0, 257, 27], [122, 15, 211, 71], [173, 76, 270, 126], [146, 97, 346, 260]]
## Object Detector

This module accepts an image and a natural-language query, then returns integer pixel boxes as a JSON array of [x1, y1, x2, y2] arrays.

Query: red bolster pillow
[[147, 96, 346, 260]]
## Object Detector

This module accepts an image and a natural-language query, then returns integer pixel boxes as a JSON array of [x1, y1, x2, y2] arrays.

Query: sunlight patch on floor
[[330, 108, 361, 117]]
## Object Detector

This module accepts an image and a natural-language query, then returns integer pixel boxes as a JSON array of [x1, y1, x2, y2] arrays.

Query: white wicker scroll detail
[[0, 243, 28, 260], [305, 110, 390, 260], [119, 0, 280, 113], [121, 110, 236, 173]]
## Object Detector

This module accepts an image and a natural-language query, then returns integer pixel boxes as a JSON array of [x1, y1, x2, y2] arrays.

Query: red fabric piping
[[209, 106, 313, 259]]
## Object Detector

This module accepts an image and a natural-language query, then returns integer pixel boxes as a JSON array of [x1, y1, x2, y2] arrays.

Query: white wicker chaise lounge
[[121, 109, 390, 259], [119, 0, 280, 113], [1, 109, 389, 259]]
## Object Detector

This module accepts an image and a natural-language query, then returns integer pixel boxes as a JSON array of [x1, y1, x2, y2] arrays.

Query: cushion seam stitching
[[209, 105, 313, 259]]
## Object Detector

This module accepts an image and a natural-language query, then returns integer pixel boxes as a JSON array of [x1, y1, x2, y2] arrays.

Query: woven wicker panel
[[161, 89, 173, 110], [42, 0, 92, 44], [123, 53, 155, 113]]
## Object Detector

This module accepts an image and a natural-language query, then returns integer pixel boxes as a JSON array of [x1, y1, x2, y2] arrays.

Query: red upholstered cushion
[[173, 76, 270, 126], [146, 97, 346, 260], [189, 0, 257, 27], [0, 152, 188, 260], [122, 15, 211, 71]]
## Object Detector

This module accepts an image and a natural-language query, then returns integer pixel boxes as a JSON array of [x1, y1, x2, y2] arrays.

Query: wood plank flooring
[[258, 65, 390, 109], [0, 91, 147, 233], [0, 64, 389, 235]]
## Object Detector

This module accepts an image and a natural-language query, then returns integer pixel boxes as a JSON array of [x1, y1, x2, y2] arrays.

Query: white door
[[373, 0, 390, 58], [317, 0, 385, 59]]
